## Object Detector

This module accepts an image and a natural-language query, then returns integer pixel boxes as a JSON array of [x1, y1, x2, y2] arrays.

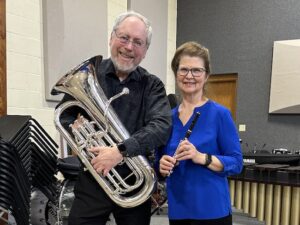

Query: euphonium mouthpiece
[[122, 87, 130, 95], [104, 87, 130, 132], [109, 88, 129, 103]]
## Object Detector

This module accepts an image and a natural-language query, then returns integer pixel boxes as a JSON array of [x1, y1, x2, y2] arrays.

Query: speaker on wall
[[269, 39, 300, 114]]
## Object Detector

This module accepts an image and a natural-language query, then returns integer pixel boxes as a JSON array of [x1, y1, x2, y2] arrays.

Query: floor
[[149, 208, 265, 225], [59, 207, 266, 225]]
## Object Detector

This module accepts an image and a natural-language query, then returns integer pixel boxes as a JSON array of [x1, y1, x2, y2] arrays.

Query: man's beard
[[111, 57, 138, 74]]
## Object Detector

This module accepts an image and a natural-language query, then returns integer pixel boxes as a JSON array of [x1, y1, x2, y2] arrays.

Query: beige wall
[[6, 0, 58, 139], [166, 0, 177, 94], [6, 0, 176, 144]]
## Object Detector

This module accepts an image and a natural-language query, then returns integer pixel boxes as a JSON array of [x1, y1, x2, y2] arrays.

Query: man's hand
[[89, 145, 123, 176]]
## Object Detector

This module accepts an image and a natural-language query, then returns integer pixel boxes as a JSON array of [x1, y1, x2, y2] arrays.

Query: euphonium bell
[[51, 55, 156, 208]]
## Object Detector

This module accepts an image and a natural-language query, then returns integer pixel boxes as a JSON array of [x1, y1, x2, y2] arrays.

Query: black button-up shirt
[[57, 56, 172, 157]]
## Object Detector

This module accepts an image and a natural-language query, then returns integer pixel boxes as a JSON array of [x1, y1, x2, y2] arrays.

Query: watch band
[[117, 142, 128, 157], [204, 154, 212, 166]]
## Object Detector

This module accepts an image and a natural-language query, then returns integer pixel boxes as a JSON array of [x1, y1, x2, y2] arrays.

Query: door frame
[[0, 0, 6, 116]]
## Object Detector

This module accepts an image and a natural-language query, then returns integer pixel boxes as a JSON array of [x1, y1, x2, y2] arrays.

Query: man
[[59, 11, 172, 225]]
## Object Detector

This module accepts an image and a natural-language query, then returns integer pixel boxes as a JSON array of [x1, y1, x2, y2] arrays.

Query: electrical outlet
[[239, 124, 246, 132]]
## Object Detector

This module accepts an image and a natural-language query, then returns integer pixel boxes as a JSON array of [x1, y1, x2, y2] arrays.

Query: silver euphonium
[[51, 55, 156, 208]]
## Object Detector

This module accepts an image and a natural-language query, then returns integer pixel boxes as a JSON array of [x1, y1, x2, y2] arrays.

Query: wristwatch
[[117, 142, 129, 157], [204, 154, 212, 166]]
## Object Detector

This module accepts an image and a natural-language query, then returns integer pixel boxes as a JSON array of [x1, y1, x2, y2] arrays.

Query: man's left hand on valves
[[89, 145, 123, 177]]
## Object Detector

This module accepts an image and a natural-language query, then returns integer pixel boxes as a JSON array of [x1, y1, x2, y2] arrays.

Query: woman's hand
[[159, 155, 177, 177], [174, 139, 206, 165], [174, 139, 224, 171]]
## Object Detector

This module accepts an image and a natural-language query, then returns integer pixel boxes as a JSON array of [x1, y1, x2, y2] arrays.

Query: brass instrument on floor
[[51, 55, 156, 208]]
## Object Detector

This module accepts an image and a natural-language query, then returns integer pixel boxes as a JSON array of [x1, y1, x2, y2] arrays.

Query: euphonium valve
[[51, 55, 156, 208]]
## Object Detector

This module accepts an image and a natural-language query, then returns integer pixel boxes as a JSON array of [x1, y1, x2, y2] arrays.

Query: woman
[[158, 41, 243, 225]]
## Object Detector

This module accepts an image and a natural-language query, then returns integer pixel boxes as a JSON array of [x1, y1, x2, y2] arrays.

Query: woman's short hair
[[171, 41, 211, 76]]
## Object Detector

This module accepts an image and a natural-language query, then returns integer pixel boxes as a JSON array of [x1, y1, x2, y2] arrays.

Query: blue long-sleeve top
[[156, 100, 243, 220]]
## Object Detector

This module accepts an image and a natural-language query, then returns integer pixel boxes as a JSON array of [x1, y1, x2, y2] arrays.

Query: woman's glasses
[[177, 67, 206, 77]]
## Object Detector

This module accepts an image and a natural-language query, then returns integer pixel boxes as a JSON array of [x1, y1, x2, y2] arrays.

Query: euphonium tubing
[[52, 56, 156, 208]]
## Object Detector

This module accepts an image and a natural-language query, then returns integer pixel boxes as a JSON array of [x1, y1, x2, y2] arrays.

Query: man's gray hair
[[112, 11, 152, 48]]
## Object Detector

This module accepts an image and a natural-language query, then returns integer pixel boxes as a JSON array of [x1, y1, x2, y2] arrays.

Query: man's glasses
[[177, 67, 206, 77], [114, 31, 146, 49]]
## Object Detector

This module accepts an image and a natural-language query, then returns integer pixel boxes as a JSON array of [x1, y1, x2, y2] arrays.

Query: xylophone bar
[[229, 164, 300, 225]]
